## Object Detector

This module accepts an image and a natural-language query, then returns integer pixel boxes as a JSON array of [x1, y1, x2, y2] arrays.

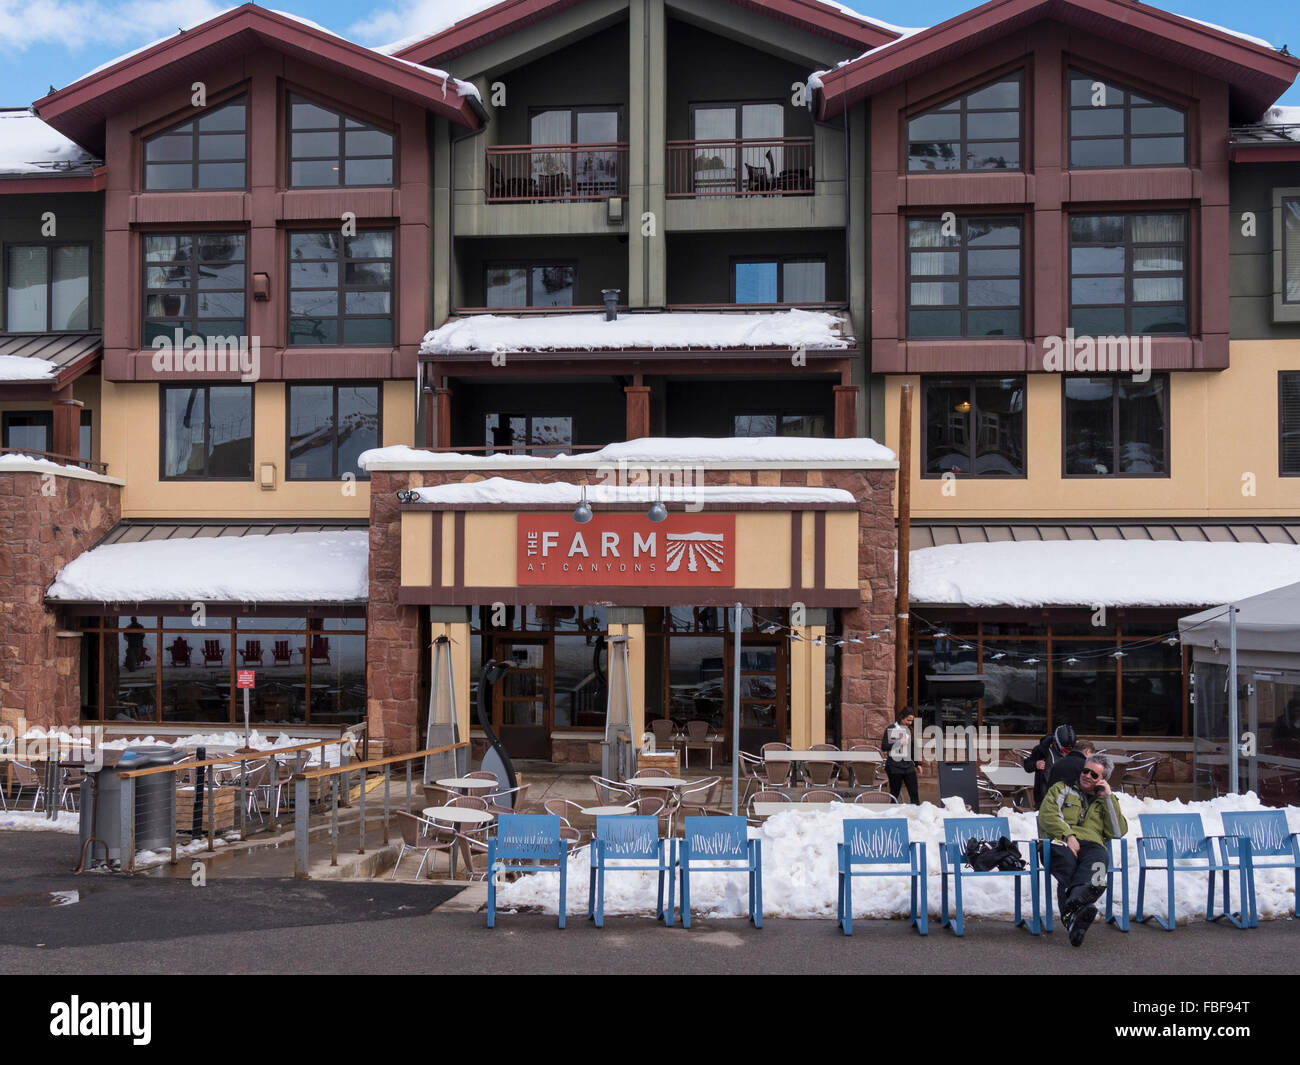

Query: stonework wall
[[0, 469, 121, 731], [366, 463, 898, 757]]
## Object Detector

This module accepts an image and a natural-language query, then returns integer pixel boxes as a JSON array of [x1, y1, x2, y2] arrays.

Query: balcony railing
[[0, 446, 107, 475], [666, 137, 814, 199], [486, 143, 629, 203]]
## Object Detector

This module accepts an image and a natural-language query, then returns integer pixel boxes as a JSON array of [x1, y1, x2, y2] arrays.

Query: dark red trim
[[790, 510, 803, 597], [431, 510, 442, 589], [1228, 144, 1300, 162], [54, 601, 366, 616], [398, 586, 862, 608], [453, 510, 465, 589], [400, 501, 857, 512], [0, 172, 102, 195]]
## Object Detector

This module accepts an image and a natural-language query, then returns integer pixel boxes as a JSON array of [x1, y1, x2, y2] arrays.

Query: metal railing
[[486, 143, 628, 202], [666, 137, 814, 198], [0, 446, 108, 474]]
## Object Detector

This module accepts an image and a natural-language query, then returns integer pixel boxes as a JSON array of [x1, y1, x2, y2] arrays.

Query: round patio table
[[421, 806, 495, 878], [436, 777, 498, 792], [626, 776, 689, 789], [581, 805, 636, 816]]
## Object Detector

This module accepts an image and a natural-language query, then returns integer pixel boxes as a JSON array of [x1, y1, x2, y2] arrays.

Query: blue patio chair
[[1219, 810, 1300, 928], [486, 814, 569, 929], [1135, 813, 1246, 930], [939, 816, 1041, 936], [837, 818, 928, 936], [678, 816, 762, 929], [1040, 836, 1130, 933], [587, 815, 676, 927]]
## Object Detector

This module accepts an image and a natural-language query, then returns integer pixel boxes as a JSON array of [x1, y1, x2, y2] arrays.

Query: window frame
[[919, 376, 1028, 479], [1066, 69, 1188, 170], [1068, 211, 1189, 337], [141, 94, 249, 192], [286, 90, 397, 190], [285, 382, 383, 481], [158, 383, 256, 482], [526, 105, 625, 146], [141, 230, 248, 346], [484, 412, 576, 456], [482, 261, 580, 308], [1060, 374, 1171, 479], [729, 255, 829, 305], [3, 241, 93, 332], [905, 214, 1025, 339], [904, 70, 1025, 174], [1281, 370, 1300, 478], [286, 228, 395, 348], [732, 411, 831, 438], [1273, 187, 1300, 323]]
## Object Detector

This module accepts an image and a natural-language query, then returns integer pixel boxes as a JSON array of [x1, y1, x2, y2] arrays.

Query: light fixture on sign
[[647, 499, 668, 523], [572, 485, 593, 525]]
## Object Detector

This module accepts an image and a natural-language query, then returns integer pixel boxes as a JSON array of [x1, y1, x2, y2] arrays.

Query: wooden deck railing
[[486, 143, 629, 202], [666, 137, 814, 198]]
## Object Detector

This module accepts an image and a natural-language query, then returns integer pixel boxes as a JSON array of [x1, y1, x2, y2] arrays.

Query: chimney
[[601, 288, 620, 321]]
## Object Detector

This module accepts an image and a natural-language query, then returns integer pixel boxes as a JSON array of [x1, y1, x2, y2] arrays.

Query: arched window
[[288, 94, 394, 188], [906, 73, 1022, 172], [143, 97, 247, 190]]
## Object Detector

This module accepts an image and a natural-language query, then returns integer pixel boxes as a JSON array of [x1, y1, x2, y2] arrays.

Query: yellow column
[[608, 622, 646, 746], [789, 624, 827, 748]]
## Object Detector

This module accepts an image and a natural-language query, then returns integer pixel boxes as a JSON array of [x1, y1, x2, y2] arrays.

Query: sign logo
[[236, 670, 255, 689], [517, 514, 735, 587]]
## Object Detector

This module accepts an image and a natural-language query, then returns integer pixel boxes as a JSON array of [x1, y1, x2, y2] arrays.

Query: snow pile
[[910, 539, 1300, 608], [0, 453, 89, 474], [422, 310, 852, 355], [99, 730, 351, 766], [1263, 106, 1300, 141], [411, 477, 855, 506], [0, 111, 97, 175], [496, 793, 1299, 922], [0, 811, 81, 834], [47, 530, 368, 603], [0, 353, 58, 380]]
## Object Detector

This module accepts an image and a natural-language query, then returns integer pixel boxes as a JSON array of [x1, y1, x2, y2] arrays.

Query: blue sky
[[1, 0, 1295, 109]]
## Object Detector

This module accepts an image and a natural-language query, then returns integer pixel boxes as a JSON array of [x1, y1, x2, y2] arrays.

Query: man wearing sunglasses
[[1038, 753, 1128, 946]]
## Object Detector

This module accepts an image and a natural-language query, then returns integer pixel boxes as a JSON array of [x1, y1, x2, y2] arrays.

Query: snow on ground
[[496, 793, 1299, 923], [421, 309, 852, 355], [910, 539, 1300, 608], [411, 477, 855, 506], [0, 354, 58, 380], [46, 530, 368, 603], [0, 810, 81, 834], [0, 110, 97, 175]]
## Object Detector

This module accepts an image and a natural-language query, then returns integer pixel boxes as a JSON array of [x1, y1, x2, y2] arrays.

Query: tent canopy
[[1178, 580, 1300, 655]]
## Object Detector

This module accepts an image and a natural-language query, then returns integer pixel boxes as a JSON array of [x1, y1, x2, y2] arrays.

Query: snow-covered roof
[[47, 530, 368, 603], [0, 110, 97, 176], [1262, 105, 1300, 141], [910, 540, 1300, 608], [1179, 580, 1300, 655], [409, 477, 855, 506], [422, 309, 853, 355], [0, 354, 58, 381], [1174, 12, 1273, 50], [360, 436, 897, 470]]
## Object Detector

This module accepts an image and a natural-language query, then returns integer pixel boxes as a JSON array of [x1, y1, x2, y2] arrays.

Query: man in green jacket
[[1038, 752, 1128, 947]]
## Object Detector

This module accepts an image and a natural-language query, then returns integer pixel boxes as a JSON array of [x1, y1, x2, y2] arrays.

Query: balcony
[[486, 143, 629, 203], [666, 137, 814, 199], [0, 446, 107, 474]]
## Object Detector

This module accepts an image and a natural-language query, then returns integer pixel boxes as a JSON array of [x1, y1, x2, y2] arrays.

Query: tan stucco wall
[[884, 341, 1300, 518]]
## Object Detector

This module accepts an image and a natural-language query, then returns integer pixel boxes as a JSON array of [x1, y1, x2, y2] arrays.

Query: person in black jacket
[[1024, 724, 1076, 807], [1047, 740, 1095, 790], [882, 709, 920, 804]]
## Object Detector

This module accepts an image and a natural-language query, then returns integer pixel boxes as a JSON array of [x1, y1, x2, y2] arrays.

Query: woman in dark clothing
[[882, 709, 921, 805], [1024, 723, 1076, 806]]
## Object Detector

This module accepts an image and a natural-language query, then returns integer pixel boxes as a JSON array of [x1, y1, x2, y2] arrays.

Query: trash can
[[78, 746, 185, 867]]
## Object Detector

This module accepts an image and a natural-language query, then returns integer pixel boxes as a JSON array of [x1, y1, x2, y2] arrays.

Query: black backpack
[[964, 836, 1027, 872]]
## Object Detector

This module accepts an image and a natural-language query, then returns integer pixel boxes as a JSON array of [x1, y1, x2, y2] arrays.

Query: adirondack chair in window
[[167, 637, 192, 668], [239, 640, 264, 667], [678, 816, 762, 929], [1040, 836, 1130, 934], [301, 635, 330, 666], [838, 818, 928, 936], [1136, 812, 1246, 930], [271, 640, 293, 666], [1220, 810, 1300, 927], [587, 815, 675, 927], [487, 814, 569, 929], [202, 639, 225, 667], [939, 816, 1041, 936]]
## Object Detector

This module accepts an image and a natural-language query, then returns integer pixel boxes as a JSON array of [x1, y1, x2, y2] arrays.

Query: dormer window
[[1068, 71, 1186, 168], [288, 94, 394, 188], [143, 96, 247, 190], [906, 73, 1022, 172]]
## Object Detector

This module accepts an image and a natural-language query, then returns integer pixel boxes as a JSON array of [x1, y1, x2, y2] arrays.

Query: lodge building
[[0, 0, 1297, 796]]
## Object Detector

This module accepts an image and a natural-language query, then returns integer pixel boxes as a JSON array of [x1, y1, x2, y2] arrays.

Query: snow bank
[[0, 811, 81, 834], [910, 539, 1300, 608], [0, 354, 58, 380], [496, 793, 1299, 922], [0, 453, 87, 473], [0, 111, 96, 175], [99, 729, 351, 766], [47, 530, 368, 603], [411, 477, 854, 506], [421, 309, 852, 355]]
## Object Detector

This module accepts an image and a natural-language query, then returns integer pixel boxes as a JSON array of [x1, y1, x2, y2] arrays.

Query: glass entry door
[[732, 637, 787, 748], [493, 638, 551, 759]]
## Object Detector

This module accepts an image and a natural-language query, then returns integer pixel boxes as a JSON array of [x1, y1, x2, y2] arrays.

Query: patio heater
[[601, 635, 633, 781], [423, 633, 464, 785], [475, 659, 517, 802]]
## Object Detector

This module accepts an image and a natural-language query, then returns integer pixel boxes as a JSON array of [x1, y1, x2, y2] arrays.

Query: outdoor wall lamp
[[572, 485, 593, 524], [647, 499, 668, 522]]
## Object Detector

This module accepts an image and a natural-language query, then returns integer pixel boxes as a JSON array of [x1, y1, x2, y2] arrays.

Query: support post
[[895, 384, 913, 713], [294, 779, 310, 878]]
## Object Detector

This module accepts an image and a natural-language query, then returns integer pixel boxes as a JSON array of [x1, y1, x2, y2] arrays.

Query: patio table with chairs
[[421, 805, 495, 877]]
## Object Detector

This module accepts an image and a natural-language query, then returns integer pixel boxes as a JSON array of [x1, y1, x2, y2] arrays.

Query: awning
[[0, 333, 103, 391], [910, 519, 1300, 550], [1179, 580, 1300, 655]]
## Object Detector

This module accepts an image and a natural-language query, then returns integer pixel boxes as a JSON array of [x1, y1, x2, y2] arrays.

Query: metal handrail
[[486, 142, 629, 202], [666, 136, 814, 199]]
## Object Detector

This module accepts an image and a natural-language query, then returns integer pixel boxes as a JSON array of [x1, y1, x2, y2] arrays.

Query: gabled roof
[[391, 0, 902, 66], [0, 334, 102, 391], [813, 0, 1300, 124], [33, 4, 484, 157]]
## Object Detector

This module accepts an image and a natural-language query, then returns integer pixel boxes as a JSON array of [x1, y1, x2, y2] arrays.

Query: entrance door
[[731, 636, 787, 750], [493, 638, 551, 759]]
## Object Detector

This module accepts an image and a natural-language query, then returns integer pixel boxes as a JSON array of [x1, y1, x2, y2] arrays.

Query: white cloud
[[0, 0, 228, 53], [347, 0, 499, 53]]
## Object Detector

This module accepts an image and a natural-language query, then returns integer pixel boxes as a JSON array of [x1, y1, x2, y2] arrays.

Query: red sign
[[236, 670, 256, 689], [518, 514, 735, 587]]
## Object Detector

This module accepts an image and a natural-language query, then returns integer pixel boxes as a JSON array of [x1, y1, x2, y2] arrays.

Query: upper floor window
[[287, 383, 381, 480], [1068, 71, 1186, 168], [485, 263, 576, 308], [1070, 213, 1187, 335], [486, 413, 573, 456], [733, 257, 826, 304], [288, 95, 394, 188], [5, 244, 90, 331], [907, 73, 1022, 172], [161, 384, 253, 480], [907, 216, 1022, 338], [143, 97, 247, 190], [2, 410, 91, 458], [143, 233, 245, 345], [734, 412, 828, 438], [1282, 372, 1300, 477], [1063, 375, 1169, 476], [1284, 195, 1300, 305], [288, 231, 393, 346], [923, 377, 1026, 477]]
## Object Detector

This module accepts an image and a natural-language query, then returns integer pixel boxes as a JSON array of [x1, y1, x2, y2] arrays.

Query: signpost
[[236, 670, 255, 752]]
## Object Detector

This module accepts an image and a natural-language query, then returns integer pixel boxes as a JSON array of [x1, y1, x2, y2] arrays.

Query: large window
[[143, 233, 245, 345], [288, 231, 393, 346], [161, 385, 253, 479], [1063, 375, 1169, 476], [529, 107, 622, 197], [923, 377, 1026, 476], [1068, 71, 1186, 168], [734, 412, 828, 437], [485, 263, 576, 308], [288, 94, 394, 188], [907, 73, 1022, 172], [5, 245, 90, 332], [1282, 372, 1300, 477], [733, 257, 826, 304], [143, 96, 247, 190], [287, 383, 380, 480], [485, 413, 573, 456], [689, 101, 793, 196], [1, 410, 91, 457], [908, 216, 1022, 338], [1070, 213, 1187, 335]]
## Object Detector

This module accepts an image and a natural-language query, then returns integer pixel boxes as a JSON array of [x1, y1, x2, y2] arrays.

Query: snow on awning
[[0, 110, 98, 177], [47, 530, 369, 604], [0, 334, 102, 384], [421, 309, 853, 356], [409, 477, 855, 506], [910, 540, 1300, 608]]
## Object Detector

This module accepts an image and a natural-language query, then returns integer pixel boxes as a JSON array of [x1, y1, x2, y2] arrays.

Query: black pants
[[1049, 840, 1110, 915], [887, 767, 919, 805]]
